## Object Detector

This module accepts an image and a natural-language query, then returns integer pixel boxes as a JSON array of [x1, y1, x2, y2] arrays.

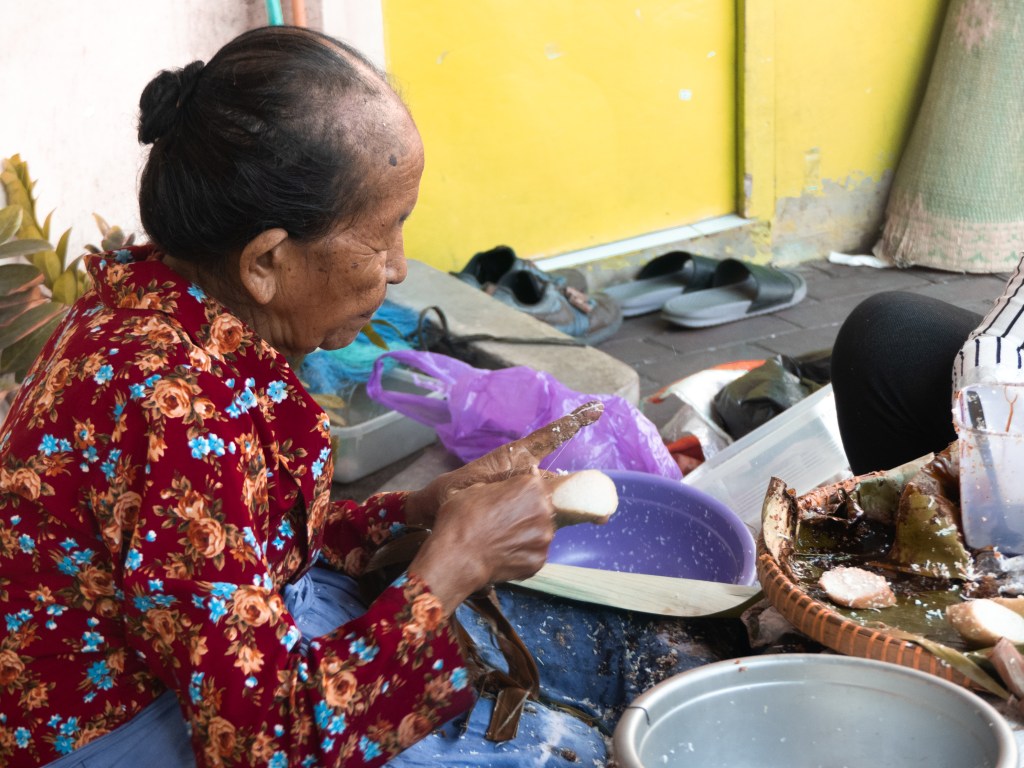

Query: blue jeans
[[46, 567, 738, 766]]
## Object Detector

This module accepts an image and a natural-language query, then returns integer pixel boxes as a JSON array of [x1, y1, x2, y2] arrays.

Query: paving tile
[[597, 337, 679, 365], [640, 315, 800, 353], [775, 292, 872, 330], [595, 312, 666, 343], [911, 277, 1007, 315], [634, 342, 771, 386], [754, 325, 844, 358], [804, 266, 931, 301]]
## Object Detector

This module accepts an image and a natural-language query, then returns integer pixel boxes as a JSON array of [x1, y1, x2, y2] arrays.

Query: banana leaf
[[884, 627, 1010, 699]]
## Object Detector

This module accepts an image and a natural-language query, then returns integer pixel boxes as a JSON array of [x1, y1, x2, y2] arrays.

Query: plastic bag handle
[[366, 350, 473, 426]]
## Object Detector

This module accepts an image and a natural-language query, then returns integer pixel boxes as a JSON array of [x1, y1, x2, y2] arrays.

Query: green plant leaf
[[50, 268, 79, 306], [76, 270, 90, 296], [0, 315, 62, 382], [101, 226, 128, 251], [40, 210, 52, 242], [0, 239, 53, 260], [0, 263, 44, 294], [0, 295, 47, 326], [55, 227, 70, 263], [1, 157, 44, 241], [0, 301, 64, 340], [26, 250, 62, 287], [361, 323, 388, 349], [0, 206, 21, 243], [0, 289, 45, 311], [93, 212, 111, 236]]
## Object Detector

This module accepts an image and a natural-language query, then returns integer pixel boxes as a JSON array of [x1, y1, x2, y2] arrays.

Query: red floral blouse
[[0, 246, 473, 767]]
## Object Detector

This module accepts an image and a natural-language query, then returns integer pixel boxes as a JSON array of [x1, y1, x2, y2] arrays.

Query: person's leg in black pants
[[831, 291, 982, 474]]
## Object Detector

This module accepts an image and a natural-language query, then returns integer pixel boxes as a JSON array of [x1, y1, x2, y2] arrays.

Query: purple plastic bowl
[[548, 469, 756, 586]]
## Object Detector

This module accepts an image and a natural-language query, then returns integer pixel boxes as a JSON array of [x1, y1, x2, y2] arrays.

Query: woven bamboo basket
[[755, 473, 978, 691]]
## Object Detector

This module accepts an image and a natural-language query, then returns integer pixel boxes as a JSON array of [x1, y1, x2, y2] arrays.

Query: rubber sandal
[[660, 259, 807, 328], [604, 251, 718, 317]]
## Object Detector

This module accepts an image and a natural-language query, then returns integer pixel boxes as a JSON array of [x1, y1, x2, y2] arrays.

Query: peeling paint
[[802, 147, 821, 195], [773, 172, 894, 263]]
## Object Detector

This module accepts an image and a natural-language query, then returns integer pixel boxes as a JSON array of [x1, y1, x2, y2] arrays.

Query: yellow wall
[[383, 1, 949, 270], [772, 2, 946, 198], [768, 0, 948, 260], [383, 1, 736, 272]]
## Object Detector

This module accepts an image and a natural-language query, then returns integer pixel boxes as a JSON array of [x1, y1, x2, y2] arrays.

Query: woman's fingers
[[506, 400, 604, 466], [409, 474, 555, 613], [424, 401, 606, 509]]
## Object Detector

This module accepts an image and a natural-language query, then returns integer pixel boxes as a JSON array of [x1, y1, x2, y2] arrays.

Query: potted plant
[[0, 155, 131, 411]]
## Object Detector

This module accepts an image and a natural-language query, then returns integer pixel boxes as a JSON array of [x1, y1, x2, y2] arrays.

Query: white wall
[[1, 0, 384, 257]]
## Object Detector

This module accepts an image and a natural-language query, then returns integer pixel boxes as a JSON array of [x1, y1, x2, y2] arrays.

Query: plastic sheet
[[712, 352, 831, 439]]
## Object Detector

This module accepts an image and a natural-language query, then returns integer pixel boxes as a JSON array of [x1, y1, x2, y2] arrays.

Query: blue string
[[265, 0, 284, 25], [299, 301, 420, 393]]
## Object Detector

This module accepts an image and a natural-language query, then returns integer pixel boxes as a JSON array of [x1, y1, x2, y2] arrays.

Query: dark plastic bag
[[712, 351, 831, 440], [366, 350, 682, 478]]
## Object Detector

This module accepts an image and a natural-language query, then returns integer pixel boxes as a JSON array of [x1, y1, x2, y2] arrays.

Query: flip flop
[[603, 251, 718, 317], [660, 259, 806, 328]]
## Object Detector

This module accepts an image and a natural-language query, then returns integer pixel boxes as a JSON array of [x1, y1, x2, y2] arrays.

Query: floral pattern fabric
[[0, 246, 473, 767]]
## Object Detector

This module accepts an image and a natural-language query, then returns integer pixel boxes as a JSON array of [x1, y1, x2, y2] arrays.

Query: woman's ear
[[238, 228, 290, 305]]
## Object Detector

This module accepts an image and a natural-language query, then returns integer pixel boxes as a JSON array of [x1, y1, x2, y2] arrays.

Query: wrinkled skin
[[406, 401, 604, 613]]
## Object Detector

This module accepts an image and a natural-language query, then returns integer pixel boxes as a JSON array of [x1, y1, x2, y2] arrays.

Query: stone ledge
[[387, 259, 640, 404]]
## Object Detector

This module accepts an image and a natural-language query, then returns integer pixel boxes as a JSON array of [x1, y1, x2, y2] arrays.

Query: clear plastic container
[[683, 384, 851, 530], [954, 383, 1024, 553], [329, 367, 440, 483]]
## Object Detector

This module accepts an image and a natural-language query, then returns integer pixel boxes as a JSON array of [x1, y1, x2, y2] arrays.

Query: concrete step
[[388, 259, 639, 403]]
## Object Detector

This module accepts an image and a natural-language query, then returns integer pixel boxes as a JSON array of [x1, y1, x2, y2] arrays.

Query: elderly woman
[[0, 26, 742, 768]]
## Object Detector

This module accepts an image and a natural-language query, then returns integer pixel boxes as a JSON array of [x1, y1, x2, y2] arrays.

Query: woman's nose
[[386, 235, 408, 285]]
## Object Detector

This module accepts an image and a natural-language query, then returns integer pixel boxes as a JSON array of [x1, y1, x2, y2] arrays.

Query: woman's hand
[[407, 471, 555, 614], [404, 400, 604, 528]]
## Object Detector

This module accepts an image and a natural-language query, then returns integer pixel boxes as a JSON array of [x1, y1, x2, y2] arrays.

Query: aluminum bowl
[[613, 653, 1018, 768]]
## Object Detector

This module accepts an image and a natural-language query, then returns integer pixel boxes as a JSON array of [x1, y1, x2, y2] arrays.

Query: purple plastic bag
[[366, 350, 682, 479]]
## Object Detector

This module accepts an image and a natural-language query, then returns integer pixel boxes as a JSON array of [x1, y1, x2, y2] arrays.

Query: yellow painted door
[[382, 1, 736, 272]]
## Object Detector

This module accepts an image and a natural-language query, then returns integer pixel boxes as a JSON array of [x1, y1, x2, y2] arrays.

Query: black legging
[[831, 291, 981, 475]]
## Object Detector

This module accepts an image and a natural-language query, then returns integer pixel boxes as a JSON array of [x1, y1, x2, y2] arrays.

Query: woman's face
[[273, 113, 425, 356]]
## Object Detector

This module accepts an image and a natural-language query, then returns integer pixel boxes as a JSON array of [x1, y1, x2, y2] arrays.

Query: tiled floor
[[595, 258, 1010, 430]]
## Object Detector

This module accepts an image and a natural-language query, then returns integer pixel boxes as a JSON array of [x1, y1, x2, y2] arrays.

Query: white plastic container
[[329, 367, 440, 483], [683, 384, 850, 530], [954, 383, 1024, 552]]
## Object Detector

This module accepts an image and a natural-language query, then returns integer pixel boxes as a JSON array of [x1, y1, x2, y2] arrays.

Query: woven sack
[[876, 0, 1024, 273]]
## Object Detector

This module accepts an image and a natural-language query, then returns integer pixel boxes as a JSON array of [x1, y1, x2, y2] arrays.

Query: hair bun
[[137, 60, 205, 145]]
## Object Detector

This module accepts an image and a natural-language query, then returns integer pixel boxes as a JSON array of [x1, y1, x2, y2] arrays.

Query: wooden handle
[[513, 563, 762, 618]]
